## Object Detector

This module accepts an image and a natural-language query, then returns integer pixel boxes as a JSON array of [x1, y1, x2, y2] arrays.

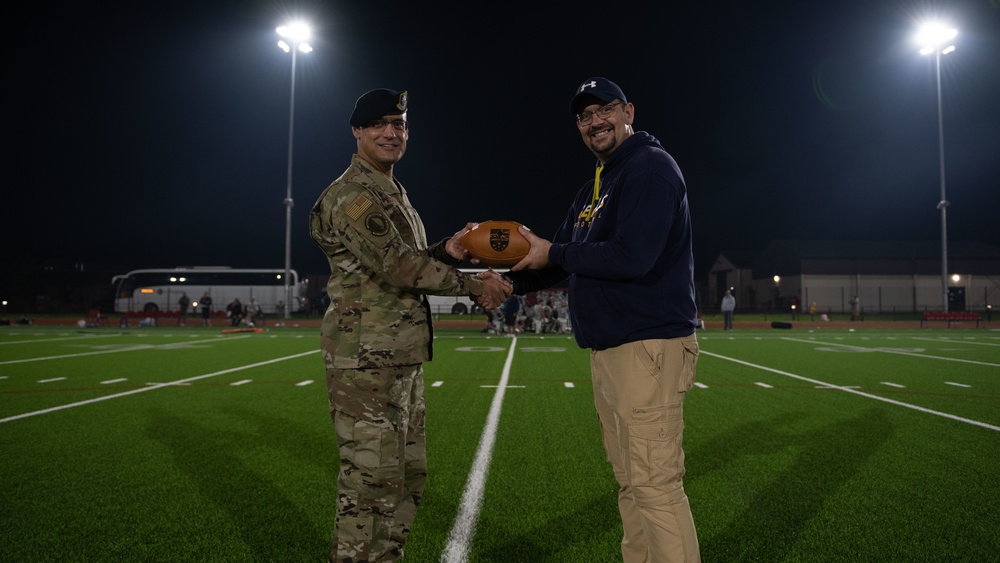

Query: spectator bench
[[920, 311, 983, 328]]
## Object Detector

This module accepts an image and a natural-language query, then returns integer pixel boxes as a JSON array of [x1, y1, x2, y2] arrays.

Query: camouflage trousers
[[325, 361, 427, 563]]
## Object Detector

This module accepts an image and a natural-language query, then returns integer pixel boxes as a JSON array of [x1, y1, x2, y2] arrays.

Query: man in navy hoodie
[[506, 77, 701, 563]]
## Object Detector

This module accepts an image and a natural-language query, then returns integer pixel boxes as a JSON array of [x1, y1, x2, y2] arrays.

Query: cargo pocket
[[336, 411, 400, 471], [680, 338, 699, 392], [626, 406, 684, 486]]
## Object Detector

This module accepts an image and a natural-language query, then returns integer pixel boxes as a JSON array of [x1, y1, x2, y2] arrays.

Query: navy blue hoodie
[[510, 131, 697, 349]]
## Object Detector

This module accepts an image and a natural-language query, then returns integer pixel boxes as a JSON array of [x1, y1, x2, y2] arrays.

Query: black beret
[[349, 89, 408, 127]]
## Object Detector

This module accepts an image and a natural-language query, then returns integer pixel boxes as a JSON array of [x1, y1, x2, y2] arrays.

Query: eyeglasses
[[576, 101, 623, 126], [364, 118, 408, 132]]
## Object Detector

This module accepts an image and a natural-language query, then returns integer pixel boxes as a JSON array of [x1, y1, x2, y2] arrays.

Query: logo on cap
[[396, 91, 408, 112], [578, 80, 598, 93]]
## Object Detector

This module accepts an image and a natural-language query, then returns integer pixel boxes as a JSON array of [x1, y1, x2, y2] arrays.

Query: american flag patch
[[346, 196, 373, 221]]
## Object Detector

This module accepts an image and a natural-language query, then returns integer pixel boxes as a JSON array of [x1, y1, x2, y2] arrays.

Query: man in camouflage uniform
[[309, 88, 510, 562]]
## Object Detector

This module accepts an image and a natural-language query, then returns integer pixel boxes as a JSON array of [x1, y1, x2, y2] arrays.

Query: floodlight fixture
[[915, 23, 957, 53], [914, 22, 959, 311], [277, 22, 311, 43], [276, 20, 313, 318]]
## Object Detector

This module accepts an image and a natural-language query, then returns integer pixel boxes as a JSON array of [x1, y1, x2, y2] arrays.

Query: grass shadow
[[695, 408, 894, 561], [146, 409, 329, 560], [476, 493, 623, 562]]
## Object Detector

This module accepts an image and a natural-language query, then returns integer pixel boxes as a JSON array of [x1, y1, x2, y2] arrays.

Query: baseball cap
[[350, 88, 408, 127], [569, 77, 627, 114]]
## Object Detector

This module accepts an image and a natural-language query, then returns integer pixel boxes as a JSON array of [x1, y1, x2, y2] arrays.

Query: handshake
[[472, 270, 513, 311], [446, 221, 554, 311]]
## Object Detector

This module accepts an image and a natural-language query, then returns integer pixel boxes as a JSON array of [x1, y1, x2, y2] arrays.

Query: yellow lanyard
[[584, 165, 603, 223]]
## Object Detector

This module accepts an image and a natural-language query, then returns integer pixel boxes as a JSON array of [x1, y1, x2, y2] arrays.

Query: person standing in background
[[199, 292, 212, 326], [177, 292, 190, 326], [721, 289, 735, 330]]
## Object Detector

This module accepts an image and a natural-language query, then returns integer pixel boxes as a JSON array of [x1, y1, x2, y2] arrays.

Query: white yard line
[[700, 350, 1000, 432], [912, 337, 1000, 347], [781, 336, 1000, 367], [0, 350, 318, 424], [0, 334, 119, 346], [0, 335, 253, 365], [442, 336, 518, 563]]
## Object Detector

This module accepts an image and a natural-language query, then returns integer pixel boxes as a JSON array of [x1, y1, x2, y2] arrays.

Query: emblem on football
[[460, 220, 530, 268], [490, 229, 510, 252]]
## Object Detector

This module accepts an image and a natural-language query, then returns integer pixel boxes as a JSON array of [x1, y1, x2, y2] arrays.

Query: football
[[460, 220, 530, 268]]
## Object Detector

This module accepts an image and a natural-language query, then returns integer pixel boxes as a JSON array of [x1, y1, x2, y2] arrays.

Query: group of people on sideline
[[484, 290, 569, 335], [223, 298, 264, 327], [172, 293, 265, 327]]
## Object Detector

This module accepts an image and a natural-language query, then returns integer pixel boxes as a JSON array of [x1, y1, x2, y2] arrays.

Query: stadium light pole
[[277, 22, 312, 319], [916, 22, 957, 313]]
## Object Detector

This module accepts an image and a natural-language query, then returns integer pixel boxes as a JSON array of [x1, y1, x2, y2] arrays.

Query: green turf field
[[2, 325, 998, 562]]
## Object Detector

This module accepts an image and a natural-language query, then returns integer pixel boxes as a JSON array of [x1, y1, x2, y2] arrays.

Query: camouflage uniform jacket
[[309, 155, 484, 368]]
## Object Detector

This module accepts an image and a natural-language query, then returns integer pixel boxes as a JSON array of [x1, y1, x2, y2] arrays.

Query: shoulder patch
[[365, 212, 390, 236], [346, 195, 373, 221]]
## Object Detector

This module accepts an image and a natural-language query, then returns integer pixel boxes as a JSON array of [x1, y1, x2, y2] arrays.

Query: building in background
[[707, 240, 1000, 316]]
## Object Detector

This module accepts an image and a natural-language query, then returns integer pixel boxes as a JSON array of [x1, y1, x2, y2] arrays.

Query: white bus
[[426, 294, 482, 315], [426, 268, 488, 315], [112, 267, 305, 315]]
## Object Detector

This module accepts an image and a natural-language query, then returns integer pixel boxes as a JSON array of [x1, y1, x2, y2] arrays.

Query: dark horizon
[[7, 0, 1000, 297]]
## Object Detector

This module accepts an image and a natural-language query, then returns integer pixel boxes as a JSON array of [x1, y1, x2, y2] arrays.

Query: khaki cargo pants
[[591, 334, 701, 563], [325, 362, 427, 563]]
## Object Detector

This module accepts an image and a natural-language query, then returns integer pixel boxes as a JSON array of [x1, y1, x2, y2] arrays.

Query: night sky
[[9, 0, 1000, 284]]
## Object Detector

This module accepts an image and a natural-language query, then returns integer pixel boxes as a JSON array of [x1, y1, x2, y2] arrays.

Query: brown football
[[460, 220, 530, 268]]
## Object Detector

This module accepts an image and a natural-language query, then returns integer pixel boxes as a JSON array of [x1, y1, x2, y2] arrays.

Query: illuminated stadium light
[[915, 23, 957, 54], [276, 22, 311, 43], [914, 21, 959, 312], [276, 20, 313, 318]]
